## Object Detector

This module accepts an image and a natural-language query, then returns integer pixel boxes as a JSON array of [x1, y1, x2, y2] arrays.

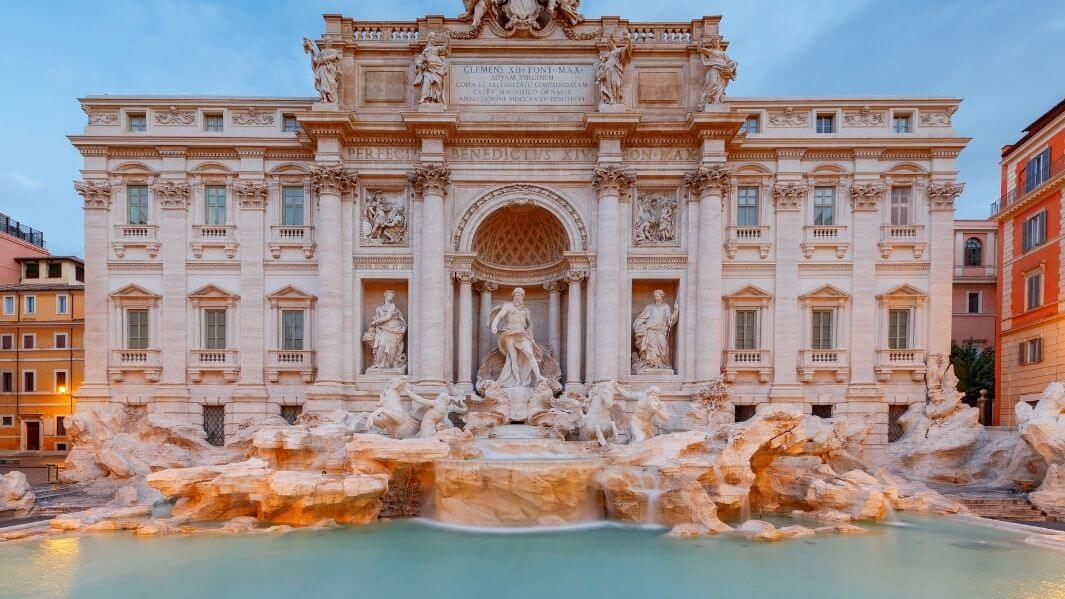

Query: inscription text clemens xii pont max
[[451, 64, 595, 106]]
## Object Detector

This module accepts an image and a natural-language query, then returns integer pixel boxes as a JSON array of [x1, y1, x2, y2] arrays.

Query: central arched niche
[[472, 204, 568, 269]]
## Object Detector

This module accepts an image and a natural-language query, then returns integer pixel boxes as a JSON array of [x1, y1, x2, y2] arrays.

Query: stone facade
[[951, 219, 997, 349], [69, 6, 968, 457]]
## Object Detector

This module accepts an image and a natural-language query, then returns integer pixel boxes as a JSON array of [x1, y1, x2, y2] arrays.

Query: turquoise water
[[2, 516, 1063, 599]]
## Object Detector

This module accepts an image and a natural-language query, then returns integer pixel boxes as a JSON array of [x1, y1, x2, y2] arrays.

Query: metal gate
[[203, 405, 226, 447], [888, 404, 909, 442], [280, 405, 302, 425]]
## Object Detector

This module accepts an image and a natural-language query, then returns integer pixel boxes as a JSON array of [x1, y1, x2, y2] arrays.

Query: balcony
[[725, 226, 771, 259], [188, 349, 240, 383], [875, 349, 927, 382], [877, 224, 926, 259], [269, 225, 315, 259], [0, 213, 45, 249], [992, 155, 1065, 217], [108, 348, 161, 383], [801, 226, 848, 259], [723, 349, 772, 382], [112, 224, 160, 258], [191, 224, 238, 259], [798, 349, 849, 383], [267, 349, 317, 383]]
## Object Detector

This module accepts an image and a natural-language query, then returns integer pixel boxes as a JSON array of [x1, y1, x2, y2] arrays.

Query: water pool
[[2, 516, 1063, 599]]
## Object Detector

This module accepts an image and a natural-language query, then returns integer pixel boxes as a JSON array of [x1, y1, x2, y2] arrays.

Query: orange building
[[0, 213, 49, 284], [992, 98, 1065, 425], [0, 256, 84, 451]]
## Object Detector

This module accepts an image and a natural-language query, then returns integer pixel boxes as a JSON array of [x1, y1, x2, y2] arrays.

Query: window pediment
[[267, 285, 317, 308], [110, 284, 161, 307], [189, 284, 239, 307], [877, 284, 927, 305], [724, 284, 773, 307], [800, 284, 849, 307]]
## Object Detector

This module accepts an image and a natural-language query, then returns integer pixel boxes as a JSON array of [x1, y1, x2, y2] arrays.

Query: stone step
[[957, 496, 1049, 521]]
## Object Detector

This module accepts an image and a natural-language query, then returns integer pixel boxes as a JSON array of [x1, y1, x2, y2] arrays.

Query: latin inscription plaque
[[451, 63, 596, 106]]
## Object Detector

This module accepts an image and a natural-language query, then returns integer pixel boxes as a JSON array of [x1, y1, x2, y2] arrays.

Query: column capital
[[74, 180, 112, 210], [849, 183, 886, 212], [150, 181, 191, 210], [452, 270, 476, 284], [593, 165, 635, 196], [685, 165, 732, 196], [927, 182, 965, 212], [310, 164, 357, 197], [477, 281, 499, 294], [409, 162, 451, 199], [772, 182, 808, 212], [565, 271, 587, 284], [543, 281, 561, 293], [233, 181, 269, 210]]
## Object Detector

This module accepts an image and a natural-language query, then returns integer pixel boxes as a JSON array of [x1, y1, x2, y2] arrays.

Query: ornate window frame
[[187, 284, 240, 383], [189, 164, 239, 259], [798, 284, 850, 383], [267, 165, 316, 259], [726, 166, 773, 260], [874, 284, 928, 382], [722, 284, 773, 383], [107, 284, 162, 383], [266, 285, 318, 383], [801, 166, 851, 259]]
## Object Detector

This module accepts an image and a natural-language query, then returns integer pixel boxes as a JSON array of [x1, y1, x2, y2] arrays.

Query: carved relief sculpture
[[843, 106, 885, 127], [773, 183, 808, 211], [361, 190, 408, 245], [407, 389, 468, 438], [595, 30, 632, 108], [364, 290, 408, 373], [920, 107, 956, 127], [928, 182, 965, 211], [633, 191, 678, 245], [303, 38, 342, 104], [698, 36, 737, 109], [154, 106, 196, 126], [614, 382, 670, 443], [232, 108, 276, 126], [768, 106, 808, 127], [632, 290, 680, 373], [414, 33, 451, 108], [459, 0, 583, 34], [850, 183, 886, 211]]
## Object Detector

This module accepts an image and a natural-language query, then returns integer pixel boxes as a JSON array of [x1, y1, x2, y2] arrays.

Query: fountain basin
[[431, 457, 605, 527]]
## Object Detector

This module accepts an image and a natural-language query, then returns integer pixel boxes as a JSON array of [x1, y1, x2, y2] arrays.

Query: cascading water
[[738, 493, 752, 525]]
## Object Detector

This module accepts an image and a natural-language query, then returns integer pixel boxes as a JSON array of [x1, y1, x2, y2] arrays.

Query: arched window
[[964, 238, 983, 266]]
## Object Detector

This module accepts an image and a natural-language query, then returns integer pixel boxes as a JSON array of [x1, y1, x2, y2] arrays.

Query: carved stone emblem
[[920, 108, 956, 127], [768, 106, 808, 127], [632, 191, 678, 246], [459, 0, 584, 36], [843, 106, 885, 127], [232, 108, 276, 126], [361, 190, 408, 245], [154, 106, 196, 126]]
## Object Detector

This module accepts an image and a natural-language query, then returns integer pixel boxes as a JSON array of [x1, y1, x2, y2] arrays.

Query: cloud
[[0, 172, 43, 192]]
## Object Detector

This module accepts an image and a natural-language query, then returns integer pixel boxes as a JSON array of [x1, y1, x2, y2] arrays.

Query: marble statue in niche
[[595, 30, 633, 108], [414, 32, 450, 108], [364, 290, 408, 373], [361, 190, 408, 245], [489, 287, 547, 388], [633, 192, 678, 246], [632, 290, 680, 373], [698, 36, 737, 109], [303, 38, 342, 104]]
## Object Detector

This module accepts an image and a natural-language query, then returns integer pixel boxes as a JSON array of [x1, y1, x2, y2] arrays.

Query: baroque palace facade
[[70, 5, 968, 454]]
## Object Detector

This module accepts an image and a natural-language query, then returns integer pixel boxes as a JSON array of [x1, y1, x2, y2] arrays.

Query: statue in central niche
[[490, 287, 546, 388]]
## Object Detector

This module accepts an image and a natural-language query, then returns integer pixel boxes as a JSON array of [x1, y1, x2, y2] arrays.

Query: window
[[203, 405, 226, 447], [816, 114, 835, 134], [1022, 211, 1047, 253], [56, 417, 67, 437], [54, 370, 67, 391], [21, 334, 34, 350], [967, 292, 981, 315], [1, 416, 12, 427], [888, 309, 911, 350], [1026, 271, 1043, 311], [1, 373, 12, 393], [282, 115, 299, 133], [127, 309, 149, 349], [964, 238, 983, 266], [56, 294, 69, 315], [54, 333, 68, 349], [76, 265, 84, 282], [812, 404, 834, 418], [204, 113, 224, 132], [736, 187, 759, 226], [734, 404, 756, 423], [1020, 338, 1044, 365], [281, 405, 302, 425], [813, 187, 836, 225], [56, 442, 68, 451], [23, 296, 35, 314], [24, 262, 39, 279], [893, 114, 912, 134], [734, 309, 758, 350], [740, 115, 760, 135], [282, 187, 305, 226], [128, 113, 146, 132], [127, 185, 150, 225], [205, 309, 227, 350], [1025, 148, 1051, 193], [282, 310, 305, 350], [0, 335, 12, 350], [22, 371, 35, 392], [3, 296, 13, 315], [889, 188, 912, 225], [811, 309, 835, 350], [47, 262, 62, 278], [205, 186, 227, 225]]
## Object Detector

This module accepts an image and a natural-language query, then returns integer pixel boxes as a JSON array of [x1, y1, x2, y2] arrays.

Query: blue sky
[[1, 0, 1063, 256]]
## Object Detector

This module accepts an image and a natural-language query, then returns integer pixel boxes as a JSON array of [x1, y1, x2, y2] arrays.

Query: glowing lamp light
[[58, 385, 68, 394]]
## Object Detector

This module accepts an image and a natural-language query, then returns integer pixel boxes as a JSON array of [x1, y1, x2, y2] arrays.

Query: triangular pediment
[[109, 283, 160, 300], [800, 284, 850, 300], [188, 284, 238, 299], [725, 284, 773, 299], [877, 284, 927, 300], [266, 285, 316, 301]]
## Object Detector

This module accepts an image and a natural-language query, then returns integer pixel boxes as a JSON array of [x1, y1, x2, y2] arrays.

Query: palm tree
[[951, 341, 994, 420]]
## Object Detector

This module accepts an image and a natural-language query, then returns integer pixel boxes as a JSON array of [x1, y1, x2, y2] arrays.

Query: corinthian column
[[152, 180, 192, 410], [73, 181, 113, 404], [455, 272, 475, 389], [410, 163, 451, 388], [592, 165, 634, 382], [685, 165, 731, 383], [545, 281, 562, 361], [478, 282, 497, 365], [306, 165, 356, 410], [233, 182, 268, 399], [848, 183, 885, 386], [928, 182, 965, 358], [565, 272, 585, 387]]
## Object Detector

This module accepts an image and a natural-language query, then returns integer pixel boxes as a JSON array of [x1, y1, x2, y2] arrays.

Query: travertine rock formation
[[0, 472, 35, 515], [1018, 382, 1065, 519]]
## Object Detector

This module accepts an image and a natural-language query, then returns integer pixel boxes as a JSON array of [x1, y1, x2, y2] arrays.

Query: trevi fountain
[[2, 2, 1064, 598]]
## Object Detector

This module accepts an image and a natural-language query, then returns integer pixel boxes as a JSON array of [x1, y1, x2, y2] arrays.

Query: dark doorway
[[25, 421, 40, 451]]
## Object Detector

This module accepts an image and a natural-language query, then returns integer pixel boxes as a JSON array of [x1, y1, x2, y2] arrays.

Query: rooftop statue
[[302, 38, 341, 104], [459, 0, 584, 34], [698, 36, 738, 108], [596, 30, 633, 108], [414, 33, 451, 108]]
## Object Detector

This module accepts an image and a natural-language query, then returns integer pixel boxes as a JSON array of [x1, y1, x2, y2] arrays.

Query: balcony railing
[[108, 349, 161, 383], [801, 226, 849, 258], [188, 349, 239, 382], [0, 213, 45, 249], [112, 224, 160, 258], [725, 226, 771, 258], [267, 349, 317, 383], [269, 225, 316, 259], [992, 155, 1065, 216], [875, 348, 927, 382], [878, 224, 926, 258], [191, 224, 237, 258], [723, 349, 772, 383], [798, 349, 850, 383]]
